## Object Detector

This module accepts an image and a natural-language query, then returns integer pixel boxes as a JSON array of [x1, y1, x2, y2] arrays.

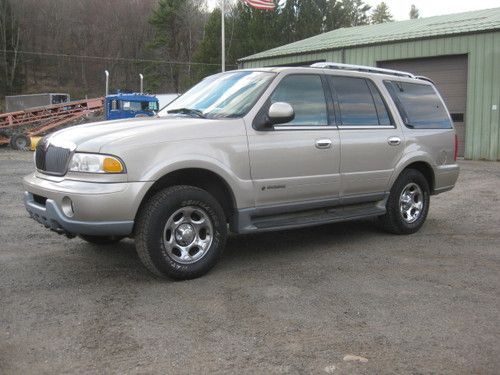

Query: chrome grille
[[35, 138, 71, 175]]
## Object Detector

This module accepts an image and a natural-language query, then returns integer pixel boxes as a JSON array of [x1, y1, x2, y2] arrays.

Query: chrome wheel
[[162, 206, 213, 264], [399, 182, 424, 223]]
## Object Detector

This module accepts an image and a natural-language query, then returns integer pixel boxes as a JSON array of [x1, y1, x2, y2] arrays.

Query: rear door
[[327, 75, 405, 199], [247, 73, 341, 207]]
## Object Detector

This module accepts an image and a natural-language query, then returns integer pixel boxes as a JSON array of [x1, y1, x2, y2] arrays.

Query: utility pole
[[104, 70, 109, 96]]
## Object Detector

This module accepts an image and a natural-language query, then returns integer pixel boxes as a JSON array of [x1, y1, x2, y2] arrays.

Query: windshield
[[159, 71, 276, 119]]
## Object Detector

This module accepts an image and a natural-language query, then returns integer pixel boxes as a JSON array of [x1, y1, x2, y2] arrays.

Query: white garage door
[[378, 55, 468, 156]]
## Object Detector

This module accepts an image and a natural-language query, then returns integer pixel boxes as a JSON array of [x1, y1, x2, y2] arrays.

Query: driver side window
[[270, 74, 328, 126]]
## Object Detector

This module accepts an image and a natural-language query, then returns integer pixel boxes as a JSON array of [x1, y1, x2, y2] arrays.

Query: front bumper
[[24, 192, 134, 236], [23, 173, 153, 236]]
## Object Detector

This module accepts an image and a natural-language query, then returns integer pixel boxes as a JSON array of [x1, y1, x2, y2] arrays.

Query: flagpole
[[221, 0, 225, 72]]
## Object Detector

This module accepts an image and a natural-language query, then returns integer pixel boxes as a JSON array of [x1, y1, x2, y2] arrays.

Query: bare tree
[[0, 0, 23, 95]]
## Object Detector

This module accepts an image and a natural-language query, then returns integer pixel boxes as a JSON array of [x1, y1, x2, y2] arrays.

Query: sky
[[206, 0, 500, 20]]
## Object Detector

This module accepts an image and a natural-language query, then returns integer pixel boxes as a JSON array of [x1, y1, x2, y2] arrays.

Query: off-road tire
[[379, 169, 430, 235], [10, 133, 31, 151], [135, 185, 227, 280], [79, 234, 124, 245]]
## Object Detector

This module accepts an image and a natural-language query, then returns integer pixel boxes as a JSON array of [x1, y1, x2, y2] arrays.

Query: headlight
[[68, 153, 125, 173]]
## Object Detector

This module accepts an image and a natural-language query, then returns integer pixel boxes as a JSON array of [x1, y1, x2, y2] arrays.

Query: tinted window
[[270, 74, 327, 126], [366, 80, 392, 125], [384, 81, 452, 129], [330, 76, 383, 125]]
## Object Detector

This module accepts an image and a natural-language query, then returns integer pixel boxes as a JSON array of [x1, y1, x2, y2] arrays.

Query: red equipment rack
[[0, 98, 104, 148]]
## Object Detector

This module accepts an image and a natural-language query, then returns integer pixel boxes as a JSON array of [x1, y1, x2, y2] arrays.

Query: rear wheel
[[79, 235, 124, 245], [135, 185, 227, 280], [10, 133, 31, 150], [379, 169, 430, 234]]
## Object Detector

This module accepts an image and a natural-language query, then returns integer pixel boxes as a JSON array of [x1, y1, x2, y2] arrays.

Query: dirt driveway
[[1, 149, 499, 374]]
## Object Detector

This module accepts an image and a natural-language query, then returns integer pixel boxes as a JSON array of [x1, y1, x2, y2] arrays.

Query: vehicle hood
[[46, 116, 245, 153]]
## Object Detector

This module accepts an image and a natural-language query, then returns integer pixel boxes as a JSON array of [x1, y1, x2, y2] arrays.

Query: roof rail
[[311, 62, 416, 79], [414, 75, 436, 85]]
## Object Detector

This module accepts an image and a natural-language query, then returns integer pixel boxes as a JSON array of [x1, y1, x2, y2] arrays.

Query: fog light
[[61, 196, 75, 218]]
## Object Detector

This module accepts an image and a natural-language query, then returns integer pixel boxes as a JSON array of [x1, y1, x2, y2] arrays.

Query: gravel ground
[[0, 149, 499, 374]]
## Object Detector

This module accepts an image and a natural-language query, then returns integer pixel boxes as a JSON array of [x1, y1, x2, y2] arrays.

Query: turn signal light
[[103, 157, 124, 173]]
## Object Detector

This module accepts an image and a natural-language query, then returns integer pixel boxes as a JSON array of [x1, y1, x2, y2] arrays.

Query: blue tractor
[[105, 93, 159, 120]]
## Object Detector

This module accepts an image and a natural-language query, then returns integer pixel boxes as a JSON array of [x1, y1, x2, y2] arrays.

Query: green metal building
[[239, 8, 500, 160]]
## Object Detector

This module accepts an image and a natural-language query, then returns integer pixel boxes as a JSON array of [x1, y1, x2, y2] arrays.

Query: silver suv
[[24, 63, 459, 279]]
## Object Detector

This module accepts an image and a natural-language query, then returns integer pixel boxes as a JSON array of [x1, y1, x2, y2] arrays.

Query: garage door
[[378, 55, 468, 157]]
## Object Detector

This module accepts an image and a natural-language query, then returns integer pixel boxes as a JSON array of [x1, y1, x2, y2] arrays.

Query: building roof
[[239, 7, 500, 62]]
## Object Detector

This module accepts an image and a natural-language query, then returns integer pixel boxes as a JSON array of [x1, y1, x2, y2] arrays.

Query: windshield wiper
[[167, 108, 206, 118]]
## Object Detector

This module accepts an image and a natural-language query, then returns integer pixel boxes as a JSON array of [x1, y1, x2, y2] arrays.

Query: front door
[[247, 73, 341, 207]]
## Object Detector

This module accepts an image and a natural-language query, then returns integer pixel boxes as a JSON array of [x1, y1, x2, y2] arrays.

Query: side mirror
[[268, 102, 294, 125]]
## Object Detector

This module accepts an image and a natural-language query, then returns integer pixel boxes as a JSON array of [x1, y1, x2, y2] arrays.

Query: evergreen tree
[[295, 0, 323, 40], [371, 2, 394, 24], [148, 0, 202, 92], [192, 0, 373, 81], [410, 4, 420, 19], [192, 8, 222, 79], [341, 0, 372, 26]]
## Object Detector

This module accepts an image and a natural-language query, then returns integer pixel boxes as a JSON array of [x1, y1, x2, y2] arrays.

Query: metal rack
[[0, 98, 103, 149], [311, 62, 416, 79]]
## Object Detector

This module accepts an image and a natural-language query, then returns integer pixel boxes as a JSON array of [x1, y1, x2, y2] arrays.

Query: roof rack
[[310, 62, 416, 79], [414, 75, 435, 84]]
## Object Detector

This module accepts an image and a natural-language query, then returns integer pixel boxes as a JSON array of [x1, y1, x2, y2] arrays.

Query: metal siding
[[480, 33, 492, 159], [492, 32, 500, 160]]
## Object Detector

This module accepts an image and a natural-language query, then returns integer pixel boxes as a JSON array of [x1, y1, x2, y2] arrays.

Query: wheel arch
[[391, 157, 436, 193], [134, 167, 237, 226], [404, 161, 435, 193]]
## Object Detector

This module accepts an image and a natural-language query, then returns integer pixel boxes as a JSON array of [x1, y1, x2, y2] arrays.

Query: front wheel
[[135, 185, 227, 280], [379, 169, 430, 234]]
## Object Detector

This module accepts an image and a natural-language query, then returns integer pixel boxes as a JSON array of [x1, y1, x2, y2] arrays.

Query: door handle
[[315, 139, 332, 149], [387, 136, 401, 146]]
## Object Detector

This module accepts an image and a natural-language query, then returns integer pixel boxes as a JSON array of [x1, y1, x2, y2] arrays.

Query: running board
[[234, 202, 386, 234]]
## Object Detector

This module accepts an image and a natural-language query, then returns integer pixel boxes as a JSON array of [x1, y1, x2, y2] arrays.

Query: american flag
[[243, 0, 276, 10]]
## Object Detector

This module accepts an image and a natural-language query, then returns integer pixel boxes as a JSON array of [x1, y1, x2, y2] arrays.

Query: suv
[[24, 63, 459, 279]]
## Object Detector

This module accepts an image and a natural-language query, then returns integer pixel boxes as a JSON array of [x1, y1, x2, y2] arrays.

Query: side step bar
[[234, 201, 386, 234]]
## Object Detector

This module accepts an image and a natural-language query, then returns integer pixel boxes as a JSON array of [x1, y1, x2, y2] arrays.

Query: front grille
[[35, 138, 71, 175]]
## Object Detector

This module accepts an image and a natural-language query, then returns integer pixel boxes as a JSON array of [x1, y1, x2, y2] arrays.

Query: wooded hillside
[[0, 0, 398, 111]]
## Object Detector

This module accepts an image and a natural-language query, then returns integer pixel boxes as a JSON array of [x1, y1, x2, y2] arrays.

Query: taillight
[[454, 134, 458, 161]]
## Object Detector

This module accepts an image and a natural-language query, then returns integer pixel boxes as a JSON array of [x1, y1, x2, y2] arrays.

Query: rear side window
[[384, 81, 452, 129], [329, 76, 391, 126], [270, 74, 328, 126]]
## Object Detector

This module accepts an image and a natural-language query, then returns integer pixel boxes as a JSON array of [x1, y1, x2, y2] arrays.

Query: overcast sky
[[206, 0, 500, 20]]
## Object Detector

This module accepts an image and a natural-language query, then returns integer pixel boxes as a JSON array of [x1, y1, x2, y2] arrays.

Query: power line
[[0, 49, 238, 67]]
